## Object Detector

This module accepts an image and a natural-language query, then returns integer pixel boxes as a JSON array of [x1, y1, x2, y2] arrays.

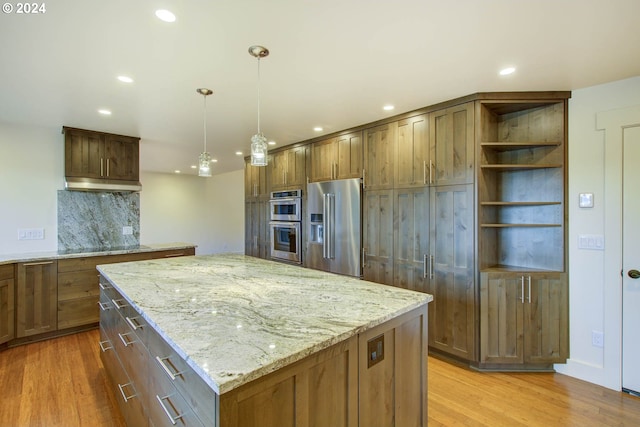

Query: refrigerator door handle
[[324, 193, 335, 259]]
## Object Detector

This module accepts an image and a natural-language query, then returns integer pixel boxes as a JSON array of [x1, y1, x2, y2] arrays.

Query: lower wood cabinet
[[0, 265, 15, 345], [479, 271, 568, 369], [16, 260, 58, 338]]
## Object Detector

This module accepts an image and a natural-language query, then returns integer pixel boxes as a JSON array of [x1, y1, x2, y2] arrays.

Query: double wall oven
[[269, 189, 302, 264]]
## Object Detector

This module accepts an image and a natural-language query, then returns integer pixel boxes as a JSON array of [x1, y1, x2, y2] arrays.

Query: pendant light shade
[[249, 45, 269, 167], [197, 88, 213, 177]]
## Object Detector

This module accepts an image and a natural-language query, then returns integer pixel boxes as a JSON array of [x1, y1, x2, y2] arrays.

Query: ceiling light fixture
[[499, 67, 516, 76], [98, 109, 111, 115], [155, 9, 176, 22], [117, 75, 133, 83], [268, 141, 276, 146], [196, 88, 213, 177], [383, 105, 395, 111], [249, 45, 269, 167], [313, 127, 323, 132]]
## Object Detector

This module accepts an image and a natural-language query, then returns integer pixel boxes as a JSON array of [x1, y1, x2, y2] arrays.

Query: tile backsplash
[[57, 191, 140, 251]]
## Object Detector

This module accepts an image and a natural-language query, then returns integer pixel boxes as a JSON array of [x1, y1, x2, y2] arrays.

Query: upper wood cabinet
[[244, 158, 268, 198], [364, 122, 397, 190], [0, 265, 14, 345], [396, 114, 429, 188], [269, 145, 306, 190], [310, 131, 362, 182], [63, 127, 140, 182], [429, 102, 474, 186]]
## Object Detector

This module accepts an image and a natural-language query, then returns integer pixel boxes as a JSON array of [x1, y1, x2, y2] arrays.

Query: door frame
[[596, 105, 640, 390]]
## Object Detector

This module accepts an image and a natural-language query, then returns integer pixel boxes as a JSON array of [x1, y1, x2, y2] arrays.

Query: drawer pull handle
[[125, 316, 143, 331], [97, 301, 111, 311], [156, 356, 184, 380], [98, 281, 111, 291], [156, 394, 184, 425], [98, 340, 112, 352], [118, 332, 136, 347], [117, 382, 137, 402], [22, 261, 54, 266], [111, 299, 126, 310]]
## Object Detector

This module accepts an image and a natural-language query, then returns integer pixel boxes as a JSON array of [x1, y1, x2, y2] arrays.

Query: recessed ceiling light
[[211, 159, 218, 163], [313, 127, 323, 132], [98, 109, 112, 116], [235, 151, 243, 156], [499, 67, 516, 76], [268, 141, 276, 146], [190, 165, 197, 169], [174, 170, 181, 174], [383, 105, 395, 111], [155, 9, 176, 22], [117, 75, 134, 83]]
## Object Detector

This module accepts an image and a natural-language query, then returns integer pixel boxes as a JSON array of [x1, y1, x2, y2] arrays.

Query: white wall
[[140, 169, 244, 255], [0, 121, 244, 256], [0, 122, 63, 254], [556, 76, 640, 390]]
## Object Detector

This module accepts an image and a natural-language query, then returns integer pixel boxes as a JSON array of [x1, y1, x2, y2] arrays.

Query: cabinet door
[[65, 129, 104, 178], [0, 265, 14, 345], [428, 184, 476, 361], [524, 273, 568, 364], [335, 131, 362, 180], [364, 122, 397, 190], [396, 115, 428, 188], [245, 159, 268, 198], [284, 146, 306, 188], [430, 102, 474, 185], [269, 151, 287, 189], [310, 138, 336, 182], [363, 190, 394, 286], [104, 135, 140, 181], [16, 261, 58, 338], [393, 187, 430, 293], [480, 272, 524, 364]]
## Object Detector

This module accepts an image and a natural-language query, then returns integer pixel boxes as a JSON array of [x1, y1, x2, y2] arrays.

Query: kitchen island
[[97, 254, 432, 427]]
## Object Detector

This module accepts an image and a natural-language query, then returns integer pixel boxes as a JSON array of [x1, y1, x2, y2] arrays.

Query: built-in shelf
[[481, 141, 561, 151]]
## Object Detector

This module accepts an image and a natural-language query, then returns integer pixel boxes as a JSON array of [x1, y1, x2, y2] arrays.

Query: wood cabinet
[[428, 184, 476, 361], [396, 114, 429, 188], [362, 190, 394, 286], [245, 158, 268, 199], [63, 126, 140, 182], [363, 122, 397, 190], [430, 102, 475, 185], [245, 199, 270, 259], [309, 131, 362, 182], [479, 271, 568, 367], [269, 146, 306, 190], [57, 248, 195, 331], [16, 260, 58, 338], [0, 265, 14, 345]]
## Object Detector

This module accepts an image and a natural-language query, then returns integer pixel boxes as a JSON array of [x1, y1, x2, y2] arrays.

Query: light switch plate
[[579, 193, 594, 208]]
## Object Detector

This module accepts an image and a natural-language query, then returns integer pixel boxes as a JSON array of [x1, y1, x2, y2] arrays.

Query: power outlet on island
[[592, 330, 604, 348]]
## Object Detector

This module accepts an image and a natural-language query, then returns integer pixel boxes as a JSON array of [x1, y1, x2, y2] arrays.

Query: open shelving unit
[[478, 100, 566, 272]]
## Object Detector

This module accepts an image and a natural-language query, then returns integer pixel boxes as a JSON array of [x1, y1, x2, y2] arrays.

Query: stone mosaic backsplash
[[57, 190, 140, 251]]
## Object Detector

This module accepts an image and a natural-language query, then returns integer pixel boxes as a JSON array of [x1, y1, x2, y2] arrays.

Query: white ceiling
[[1, 0, 639, 176]]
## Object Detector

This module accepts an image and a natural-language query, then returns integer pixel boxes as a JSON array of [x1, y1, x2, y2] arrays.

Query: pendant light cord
[[203, 93, 207, 152], [257, 57, 261, 135]]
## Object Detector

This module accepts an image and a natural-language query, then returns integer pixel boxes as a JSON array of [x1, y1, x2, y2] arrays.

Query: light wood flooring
[[1, 329, 639, 426]]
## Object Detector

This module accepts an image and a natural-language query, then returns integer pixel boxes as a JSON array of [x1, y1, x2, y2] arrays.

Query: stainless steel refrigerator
[[307, 178, 361, 277]]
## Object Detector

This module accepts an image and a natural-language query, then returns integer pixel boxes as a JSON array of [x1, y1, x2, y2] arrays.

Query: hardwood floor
[[1, 329, 639, 426]]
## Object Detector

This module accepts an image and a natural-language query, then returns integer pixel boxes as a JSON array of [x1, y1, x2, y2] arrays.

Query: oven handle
[[269, 198, 298, 203], [269, 221, 300, 227]]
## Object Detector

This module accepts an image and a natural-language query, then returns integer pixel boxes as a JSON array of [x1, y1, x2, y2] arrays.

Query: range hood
[[65, 177, 142, 192]]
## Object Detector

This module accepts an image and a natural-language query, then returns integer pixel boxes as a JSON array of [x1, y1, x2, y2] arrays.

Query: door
[[16, 261, 58, 337], [623, 125, 640, 394]]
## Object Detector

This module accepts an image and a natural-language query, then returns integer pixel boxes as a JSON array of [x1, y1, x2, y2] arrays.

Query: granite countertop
[[0, 242, 196, 266], [97, 254, 433, 395]]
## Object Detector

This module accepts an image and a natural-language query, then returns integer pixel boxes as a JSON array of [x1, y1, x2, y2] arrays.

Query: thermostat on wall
[[579, 193, 594, 208]]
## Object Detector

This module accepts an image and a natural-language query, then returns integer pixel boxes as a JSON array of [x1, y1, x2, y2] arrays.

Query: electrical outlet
[[122, 226, 133, 235], [592, 330, 604, 348], [17, 228, 45, 240]]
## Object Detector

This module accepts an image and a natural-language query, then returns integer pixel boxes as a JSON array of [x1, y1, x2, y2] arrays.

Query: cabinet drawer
[[58, 270, 99, 300], [0, 264, 13, 281], [58, 295, 99, 329], [111, 309, 149, 404], [149, 361, 205, 427], [147, 327, 217, 426]]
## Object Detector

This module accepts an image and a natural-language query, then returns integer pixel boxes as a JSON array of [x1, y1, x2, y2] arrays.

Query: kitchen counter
[[0, 242, 196, 266], [97, 253, 433, 395]]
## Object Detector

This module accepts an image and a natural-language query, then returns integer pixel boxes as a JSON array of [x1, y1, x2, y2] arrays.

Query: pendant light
[[197, 88, 213, 177], [249, 45, 269, 167]]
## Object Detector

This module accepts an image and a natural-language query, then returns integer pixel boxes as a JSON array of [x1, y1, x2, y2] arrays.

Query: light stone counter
[[97, 253, 433, 394], [0, 242, 196, 266]]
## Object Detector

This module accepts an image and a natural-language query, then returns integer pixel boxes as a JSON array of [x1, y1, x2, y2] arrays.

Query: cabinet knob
[[629, 269, 640, 279]]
